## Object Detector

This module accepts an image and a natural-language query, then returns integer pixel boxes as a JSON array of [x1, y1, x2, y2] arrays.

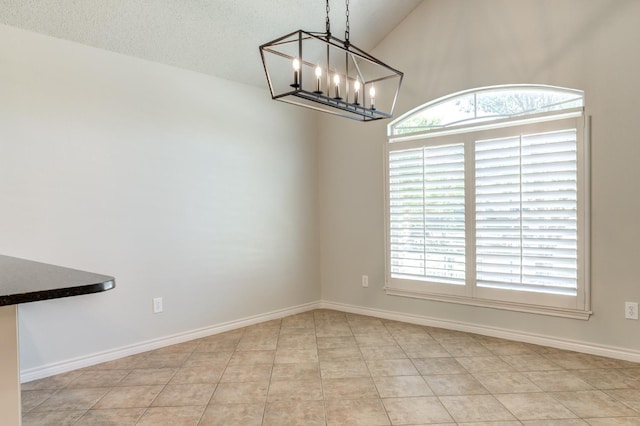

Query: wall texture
[[0, 24, 320, 372], [319, 0, 640, 351]]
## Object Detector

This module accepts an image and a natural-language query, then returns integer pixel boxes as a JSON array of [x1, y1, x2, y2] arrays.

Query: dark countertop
[[0, 255, 115, 306]]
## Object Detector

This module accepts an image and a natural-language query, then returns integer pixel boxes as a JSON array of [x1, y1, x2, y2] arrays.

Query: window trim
[[384, 87, 591, 320]]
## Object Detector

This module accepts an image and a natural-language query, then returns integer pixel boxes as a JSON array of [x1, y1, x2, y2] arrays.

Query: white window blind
[[475, 129, 578, 295], [389, 144, 465, 284]]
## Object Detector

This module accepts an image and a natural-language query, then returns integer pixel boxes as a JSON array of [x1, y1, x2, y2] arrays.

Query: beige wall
[[0, 24, 320, 371], [319, 0, 640, 350]]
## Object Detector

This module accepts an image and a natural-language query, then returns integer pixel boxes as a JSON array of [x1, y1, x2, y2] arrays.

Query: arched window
[[389, 84, 583, 136], [385, 85, 589, 318]]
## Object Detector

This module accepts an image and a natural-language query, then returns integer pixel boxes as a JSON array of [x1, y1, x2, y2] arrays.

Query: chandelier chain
[[326, 0, 331, 35], [345, 0, 350, 44]]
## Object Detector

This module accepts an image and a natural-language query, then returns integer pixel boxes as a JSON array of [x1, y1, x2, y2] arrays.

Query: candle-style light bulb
[[369, 86, 376, 110], [292, 58, 300, 88], [353, 80, 361, 105], [333, 74, 341, 99], [315, 66, 322, 93]]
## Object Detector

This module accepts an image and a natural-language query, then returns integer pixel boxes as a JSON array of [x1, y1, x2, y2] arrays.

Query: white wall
[[319, 0, 640, 351], [0, 25, 320, 372]]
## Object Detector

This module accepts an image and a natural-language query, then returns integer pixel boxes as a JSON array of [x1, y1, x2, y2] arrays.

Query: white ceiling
[[0, 0, 422, 87]]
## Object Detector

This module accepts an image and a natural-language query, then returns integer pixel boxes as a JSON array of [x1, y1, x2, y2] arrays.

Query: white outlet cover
[[362, 275, 369, 287], [153, 297, 163, 313], [625, 302, 638, 320]]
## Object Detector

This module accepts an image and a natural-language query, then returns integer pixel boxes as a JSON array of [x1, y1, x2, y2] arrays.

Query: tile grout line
[[351, 313, 393, 426], [312, 311, 329, 426], [133, 353, 183, 425], [260, 319, 281, 426], [195, 336, 226, 426], [194, 326, 242, 425]]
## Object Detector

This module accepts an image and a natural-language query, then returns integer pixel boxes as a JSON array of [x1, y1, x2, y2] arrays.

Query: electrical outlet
[[362, 275, 369, 288], [625, 302, 638, 320], [153, 297, 163, 314]]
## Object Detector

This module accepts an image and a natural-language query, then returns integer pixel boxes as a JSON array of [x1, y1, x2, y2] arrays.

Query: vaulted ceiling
[[0, 0, 422, 87]]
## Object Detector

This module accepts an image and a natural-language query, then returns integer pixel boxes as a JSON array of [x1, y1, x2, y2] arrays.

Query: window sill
[[385, 287, 592, 320]]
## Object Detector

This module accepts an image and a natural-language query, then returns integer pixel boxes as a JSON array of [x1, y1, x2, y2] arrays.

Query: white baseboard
[[20, 301, 321, 383], [22, 299, 640, 382], [320, 300, 640, 363]]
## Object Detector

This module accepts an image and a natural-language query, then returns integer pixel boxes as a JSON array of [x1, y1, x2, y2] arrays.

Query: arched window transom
[[389, 85, 584, 137]]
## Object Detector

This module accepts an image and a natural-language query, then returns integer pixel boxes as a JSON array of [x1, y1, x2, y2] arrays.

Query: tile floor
[[21, 309, 640, 425]]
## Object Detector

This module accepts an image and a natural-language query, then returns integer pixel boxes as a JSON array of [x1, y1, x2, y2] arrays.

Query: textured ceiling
[[0, 0, 422, 87]]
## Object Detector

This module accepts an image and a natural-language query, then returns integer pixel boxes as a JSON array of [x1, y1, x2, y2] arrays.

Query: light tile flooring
[[21, 309, 640, 425]]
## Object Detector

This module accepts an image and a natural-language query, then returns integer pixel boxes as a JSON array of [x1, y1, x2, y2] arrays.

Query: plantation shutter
[[475, 129, 578, 295], [388, 144, 465, 284]]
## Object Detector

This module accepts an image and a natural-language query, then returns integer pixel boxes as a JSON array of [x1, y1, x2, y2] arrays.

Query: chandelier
[[259, 0, 404, 121]]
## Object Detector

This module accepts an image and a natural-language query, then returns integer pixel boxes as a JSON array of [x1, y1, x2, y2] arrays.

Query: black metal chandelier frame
[[259, 0, 404, 122]]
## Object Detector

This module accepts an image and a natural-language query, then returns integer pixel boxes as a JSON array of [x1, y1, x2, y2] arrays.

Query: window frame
[[384, 86, 590, 319]]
